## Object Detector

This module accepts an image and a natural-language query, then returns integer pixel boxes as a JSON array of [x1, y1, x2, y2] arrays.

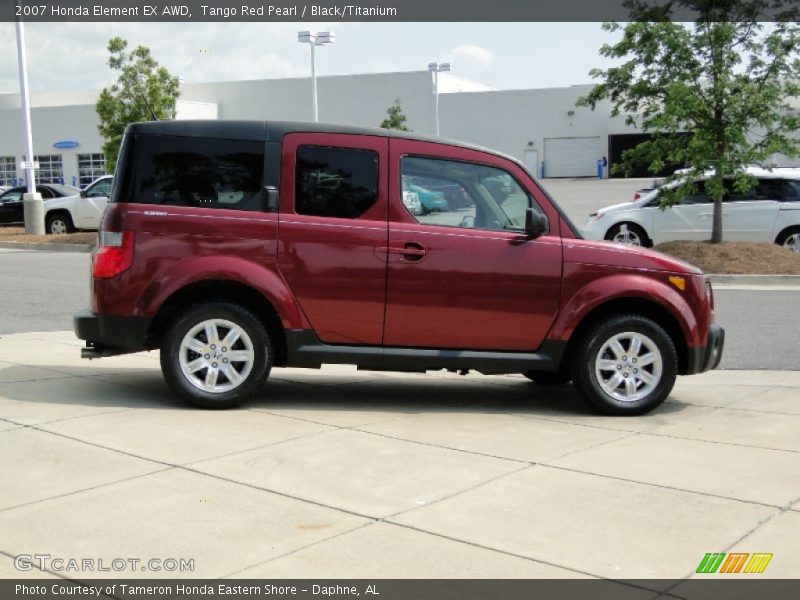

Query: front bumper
[[74, 309, 151, 358], [686, 323, 725, 374]]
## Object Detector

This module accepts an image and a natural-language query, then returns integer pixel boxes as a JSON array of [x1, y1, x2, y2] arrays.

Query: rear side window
[[295, 146, 378, 219], [117, 134, 265, 211]]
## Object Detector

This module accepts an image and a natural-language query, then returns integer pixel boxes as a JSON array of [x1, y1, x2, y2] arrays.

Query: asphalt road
[[0, 247, 797, 371]]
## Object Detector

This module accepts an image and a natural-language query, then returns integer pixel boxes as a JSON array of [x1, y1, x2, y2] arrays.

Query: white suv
[[44, 175, 112, 234], [582, 167, 800, 253]]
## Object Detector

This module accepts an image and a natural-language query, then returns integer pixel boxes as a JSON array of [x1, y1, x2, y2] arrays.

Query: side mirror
[[80, 190, 87, 198], [525, 208, 549, 238]]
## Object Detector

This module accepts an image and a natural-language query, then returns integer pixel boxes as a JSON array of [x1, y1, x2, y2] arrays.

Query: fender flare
[[549, 273, 701, 346], [134, 255, 308, 330]]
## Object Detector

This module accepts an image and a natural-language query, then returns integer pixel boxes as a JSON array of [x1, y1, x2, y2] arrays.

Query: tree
[[96, 37, 180, 171], [578, 0, 800, 243], [380, 98, 411, 131]]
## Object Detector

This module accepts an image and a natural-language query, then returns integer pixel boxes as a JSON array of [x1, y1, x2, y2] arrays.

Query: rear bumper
[[74, 309, 151, 358], [686, 324, 725, 375]]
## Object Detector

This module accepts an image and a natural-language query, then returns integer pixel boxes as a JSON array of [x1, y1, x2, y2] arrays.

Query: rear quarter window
[[115, 134, 265, 211]]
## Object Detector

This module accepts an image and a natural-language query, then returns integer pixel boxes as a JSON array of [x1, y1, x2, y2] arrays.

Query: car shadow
[[0, 363, 690, 419]]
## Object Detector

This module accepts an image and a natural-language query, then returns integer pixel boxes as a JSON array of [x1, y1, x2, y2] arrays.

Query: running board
[[284, 330, 565, 374]]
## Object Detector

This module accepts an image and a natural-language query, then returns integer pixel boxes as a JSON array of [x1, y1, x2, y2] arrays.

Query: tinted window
[[125, 135, 265, 211], [725, 178, 783, 202], [401, 156, 535, 232], [295, 146, 378, 219], [784, 180, 800, 202]]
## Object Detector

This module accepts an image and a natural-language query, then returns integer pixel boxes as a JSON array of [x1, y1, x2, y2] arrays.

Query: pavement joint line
[[378, 519, 657, 589], [647, 429, 800, 455], [662, 499, 796, 593], [0, 407, 138, 429], [536, 463, 787, 511], [381, 463, 538, 522], [0, 466, 174, 515], [217, 521, 378, 579], [180, 426, 338, 468], [7, 420, 379, 522]]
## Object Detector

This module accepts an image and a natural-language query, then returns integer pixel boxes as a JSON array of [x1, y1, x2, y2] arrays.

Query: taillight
[[633, 192, 641, 201], [93, 230, 134, 278]]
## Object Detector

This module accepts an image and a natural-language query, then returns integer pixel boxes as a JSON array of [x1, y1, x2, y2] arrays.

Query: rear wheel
[[605, 223, 650, 247], [160, 302, 271, 409], [776, 227, 800, 254], [45, 212, 76, 235], [571, 315, 677, 415]]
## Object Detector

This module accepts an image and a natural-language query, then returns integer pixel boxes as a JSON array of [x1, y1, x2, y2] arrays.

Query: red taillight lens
[[633, 192, 641, 201], [93, 230, 134, 278]]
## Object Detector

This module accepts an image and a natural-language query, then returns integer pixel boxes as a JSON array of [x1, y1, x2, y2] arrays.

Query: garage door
[[544, 137, 602, 178]]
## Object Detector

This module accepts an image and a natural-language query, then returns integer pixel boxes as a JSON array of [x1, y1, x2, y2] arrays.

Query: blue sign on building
[[53, 140, 80, 149]]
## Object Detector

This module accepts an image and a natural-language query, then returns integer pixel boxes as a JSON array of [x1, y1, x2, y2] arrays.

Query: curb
[[0, 241, 93, 253], [707, 274, 800, 287]]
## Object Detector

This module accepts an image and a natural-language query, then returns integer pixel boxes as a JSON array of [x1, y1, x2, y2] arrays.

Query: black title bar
[[2, 0, 798, 22]]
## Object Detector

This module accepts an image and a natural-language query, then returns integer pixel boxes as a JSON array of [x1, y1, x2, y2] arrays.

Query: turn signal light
[[93, 230, 134, 278], [668, 276, 686, 291]]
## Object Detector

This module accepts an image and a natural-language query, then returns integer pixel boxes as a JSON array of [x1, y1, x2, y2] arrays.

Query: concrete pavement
[[0, 331, 798, 586]]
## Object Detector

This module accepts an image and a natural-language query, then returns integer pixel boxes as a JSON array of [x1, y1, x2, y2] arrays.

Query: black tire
[[604, 223, 651, 247], [524, 370, 571, 386], [571, 314, 677, 416], [160, 302, 272, 409], [775, 226, 800, 253], [45, 212, 76, 235]]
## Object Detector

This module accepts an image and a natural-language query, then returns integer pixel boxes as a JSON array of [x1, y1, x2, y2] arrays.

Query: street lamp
[[298, 30, 335, 122], [428, 61, 451, 136], [14, 19, 44, 234]]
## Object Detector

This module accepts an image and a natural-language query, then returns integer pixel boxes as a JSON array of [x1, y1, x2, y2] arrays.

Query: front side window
[[130, 135, 265, 210], [295, 146, 379, 219], [784, 180, 800, 202], [401, 156, 533, 232], [86, 178, 112, 198]]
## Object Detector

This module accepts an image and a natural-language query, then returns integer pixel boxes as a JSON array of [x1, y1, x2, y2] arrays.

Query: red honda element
[[74, 121, 724, 415]]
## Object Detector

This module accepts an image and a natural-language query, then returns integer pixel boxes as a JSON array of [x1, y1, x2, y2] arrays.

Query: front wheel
[[160, 302, 272, 409], [605, 223, 650, 247], [571, 315, 677, 415], [776, 227, 800, 254], [45, 212, 76, 235]]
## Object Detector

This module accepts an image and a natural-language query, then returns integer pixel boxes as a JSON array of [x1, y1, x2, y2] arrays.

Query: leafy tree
[[96, 37, 180, 171], [380, 98, 411, 131], [579, 0, 800, 243]]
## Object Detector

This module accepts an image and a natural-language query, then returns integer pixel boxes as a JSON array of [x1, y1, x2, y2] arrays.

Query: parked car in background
[[584, 167, 800, 252], [43, 175, 113, 234], [0, 183, 79, 227], [402, 176, 449, 213]]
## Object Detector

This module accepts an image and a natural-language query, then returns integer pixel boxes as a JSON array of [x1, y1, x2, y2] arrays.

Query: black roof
[[125, 120, 517, 164]]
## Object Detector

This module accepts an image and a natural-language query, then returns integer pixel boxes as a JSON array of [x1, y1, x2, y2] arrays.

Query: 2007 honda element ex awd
[[74, 121, 724, 415]]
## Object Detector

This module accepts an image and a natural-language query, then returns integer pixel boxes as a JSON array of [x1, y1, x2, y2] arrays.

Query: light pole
[[298, 31, 335, 122], [428, 61, 451, 136], [15, 19, 44, 234]]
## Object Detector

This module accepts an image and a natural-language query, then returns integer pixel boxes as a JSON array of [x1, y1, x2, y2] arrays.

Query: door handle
[[400, 242, 427, 260], [377, 242, 427, 261]]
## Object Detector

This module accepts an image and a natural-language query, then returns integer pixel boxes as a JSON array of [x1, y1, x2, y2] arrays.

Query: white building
[[0, 70, 796, 188]]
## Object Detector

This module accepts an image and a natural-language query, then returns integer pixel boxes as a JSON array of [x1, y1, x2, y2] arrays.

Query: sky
[[0, 22, 623, 94]]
